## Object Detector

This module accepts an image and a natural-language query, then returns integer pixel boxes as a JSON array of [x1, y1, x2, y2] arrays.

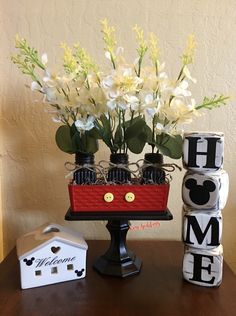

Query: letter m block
[[183, 210, 222, 249], [183, 132, 224, 172]]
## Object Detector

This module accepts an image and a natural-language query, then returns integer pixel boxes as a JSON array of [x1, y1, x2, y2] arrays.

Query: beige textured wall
[[1, 0, 236, 271]]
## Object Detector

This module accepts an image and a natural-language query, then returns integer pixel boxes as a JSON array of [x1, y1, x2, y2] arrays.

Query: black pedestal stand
[[65, 208, 173, 278], [93, 219, 141, 277]]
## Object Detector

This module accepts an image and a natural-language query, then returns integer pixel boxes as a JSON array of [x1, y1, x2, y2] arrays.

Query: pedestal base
[[93, 220, 142, 277], [94, 252, 142, 277], [65, 208, 173, 278]]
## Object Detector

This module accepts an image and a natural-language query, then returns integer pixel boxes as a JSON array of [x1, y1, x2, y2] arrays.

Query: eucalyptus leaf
[[124, 115, 144, 127], [55, 125, 76, 154], [143, 124, 154, 144], [87, 126, 101, 139], [114, 125, 123, 149], [84, 135, 99, 153], [72, 131, 85, 153], [97, 114, 113, 149], [126, 131, 147, 154], [71, 131, 99, 154], [70, 123, 77, 138], [125, 117, 146, 140], [156, 134, 183, 159], [100, 114, 112, 138]]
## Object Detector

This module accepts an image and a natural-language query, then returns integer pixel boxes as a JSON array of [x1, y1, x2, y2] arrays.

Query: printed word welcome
[[35, 256, 76, 268]]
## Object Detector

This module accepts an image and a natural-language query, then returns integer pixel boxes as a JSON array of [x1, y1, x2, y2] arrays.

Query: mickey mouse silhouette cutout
[[75, 268, 85, 277], [23, 257, 35, 266], [185, 179, 216, 205]]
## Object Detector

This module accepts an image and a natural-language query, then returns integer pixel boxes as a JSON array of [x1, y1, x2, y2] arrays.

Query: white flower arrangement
[[12, 19, 229, 159]]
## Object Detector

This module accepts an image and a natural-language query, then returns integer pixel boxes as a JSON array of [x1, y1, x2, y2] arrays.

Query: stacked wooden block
[[182, 132, 229, 287]]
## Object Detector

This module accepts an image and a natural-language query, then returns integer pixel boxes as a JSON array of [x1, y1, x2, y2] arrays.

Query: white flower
[[123, 95, 139, 111], [146, 107, 157, 118], [145, 94, 154, 104], [102, 75, 114, 89], [105, 47, 124, 61], [31, 81, 41, 91], [162, 97, 198, 125], [107, 100, 117, 110], [183, 66, 197, 83], [41, 53, 48, 66], [44, 87, 58, 103], [187, 98, 196, 110], [142, 93, 160, 118], [159, 72, 168, 79], [105, 51, 112, 61], [52, 117, 62, 123], [116, 46, 124, 56], [155, 123, 170, 134], [108, 90, 119, 99], [173, 80, 191, 97], [75, 116, 95, 131]]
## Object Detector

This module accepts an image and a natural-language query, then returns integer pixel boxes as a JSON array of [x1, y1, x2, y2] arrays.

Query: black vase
[[141, 153, 166, 184], [73, 153, 96, 185], [107, 153, 131, 184]]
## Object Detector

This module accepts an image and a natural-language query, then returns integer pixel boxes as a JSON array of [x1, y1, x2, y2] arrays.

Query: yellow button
[[125, 192, 135, 202], [104, 192, 114, 203]]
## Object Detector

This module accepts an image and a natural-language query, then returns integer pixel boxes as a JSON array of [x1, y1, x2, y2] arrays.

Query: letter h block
[[183, 245, 223, 287], [183, 132, 224, 172]]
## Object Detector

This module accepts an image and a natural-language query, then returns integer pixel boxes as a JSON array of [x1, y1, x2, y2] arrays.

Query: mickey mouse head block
[[182, 171, 229, 210], [183, 132, 224, 172]]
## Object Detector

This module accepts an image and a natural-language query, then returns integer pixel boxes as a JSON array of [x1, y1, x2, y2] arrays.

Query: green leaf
[[114, 125, 123, 150], [70, 123, 77, 138], [100, 114, 112, 138], [72, 131, 85, 153], [72, 131, 99, 154], [87, 127, 101, 139], [156, 134, 183, 159], [97, 114, 113, 149], [55, 125, 76, 154], [84, 134, 99, 154], [143, 125, 154, 145], [126, 131, 147, 154], [125, 117, 149, 154], [124, 115, 144, 127], [125, 117, 146, 140]]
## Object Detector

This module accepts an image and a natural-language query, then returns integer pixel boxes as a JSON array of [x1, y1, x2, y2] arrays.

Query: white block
[[183, 132, 224, 172], [183, 210, 222, 249], [182, 170, 229, 210], [182, 245, 223, 287]]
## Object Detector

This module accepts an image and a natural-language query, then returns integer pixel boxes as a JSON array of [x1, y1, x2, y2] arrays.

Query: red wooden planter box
[[68, 183, 170, 212]]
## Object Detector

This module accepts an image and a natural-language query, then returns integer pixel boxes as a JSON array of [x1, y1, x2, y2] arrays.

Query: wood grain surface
[[0, 240, 235, 316]]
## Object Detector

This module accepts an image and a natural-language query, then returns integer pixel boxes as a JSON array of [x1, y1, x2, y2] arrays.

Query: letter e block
[[183, 132, 224, 172], [182, 171, 229, 210], [183, 210, 222, 249], [182, 245, 223, 287]]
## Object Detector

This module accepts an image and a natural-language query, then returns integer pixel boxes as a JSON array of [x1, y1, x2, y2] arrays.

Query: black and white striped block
[[183, 132, 224, 172], [182, 170, 229, 210], [182, 245, 223, 287]]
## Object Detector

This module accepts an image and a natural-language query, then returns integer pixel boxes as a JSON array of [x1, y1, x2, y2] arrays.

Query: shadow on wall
[[1, 85, 71, 254]]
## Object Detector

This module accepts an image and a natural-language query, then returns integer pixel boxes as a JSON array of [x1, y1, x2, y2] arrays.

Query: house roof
[[17, 223, 88, 259]]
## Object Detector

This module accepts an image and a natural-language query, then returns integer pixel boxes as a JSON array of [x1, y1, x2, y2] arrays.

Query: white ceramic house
[[17, 223, 88, 289]]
